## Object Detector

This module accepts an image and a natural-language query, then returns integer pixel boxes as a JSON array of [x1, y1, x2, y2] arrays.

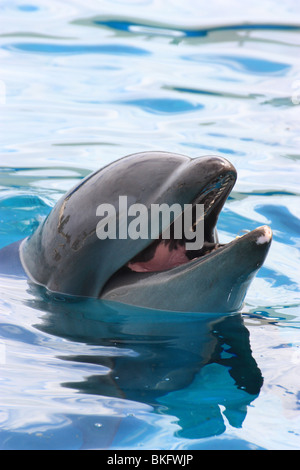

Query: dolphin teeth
[[236, 229, 250, 238], [235, 230, 251, 239]]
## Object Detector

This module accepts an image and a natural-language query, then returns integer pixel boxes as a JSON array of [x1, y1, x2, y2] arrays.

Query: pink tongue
[[127, 242, 189, 273]]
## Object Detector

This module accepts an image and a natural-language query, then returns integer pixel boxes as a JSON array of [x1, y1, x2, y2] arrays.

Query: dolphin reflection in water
[[30, 287, 263, 443]]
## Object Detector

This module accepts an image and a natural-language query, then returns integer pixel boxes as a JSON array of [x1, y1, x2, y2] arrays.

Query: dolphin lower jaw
[[101, 225, 272, 312]]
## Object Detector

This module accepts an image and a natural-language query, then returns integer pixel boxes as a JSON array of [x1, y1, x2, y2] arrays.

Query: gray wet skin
[[16, 151, 272, 312]]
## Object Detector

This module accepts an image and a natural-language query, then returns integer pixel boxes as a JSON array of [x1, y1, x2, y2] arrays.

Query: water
[[0, 0, 300, 450]]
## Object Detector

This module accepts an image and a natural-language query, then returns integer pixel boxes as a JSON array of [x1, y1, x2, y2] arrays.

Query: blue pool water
[[0, 0, 300, 450]]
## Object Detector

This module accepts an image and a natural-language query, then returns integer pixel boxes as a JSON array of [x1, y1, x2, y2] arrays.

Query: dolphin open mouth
[[103, 157, 272, 308], [124, 171, 236, 273]]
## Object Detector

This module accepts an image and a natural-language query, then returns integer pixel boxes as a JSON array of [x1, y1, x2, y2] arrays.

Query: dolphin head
[[20, 151, 272, 312]]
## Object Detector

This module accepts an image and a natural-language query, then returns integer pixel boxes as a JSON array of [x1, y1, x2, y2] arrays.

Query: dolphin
[[0, 151, 272, 312]]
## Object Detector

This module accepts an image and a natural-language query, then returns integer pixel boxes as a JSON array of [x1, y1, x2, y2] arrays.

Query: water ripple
[[72, 16, 300, 39], [120, 97, 204, 114], [3, 42, 150, 56], [182, 54, 290, 75]]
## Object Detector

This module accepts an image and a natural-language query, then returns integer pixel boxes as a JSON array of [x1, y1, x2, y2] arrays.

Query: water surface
[[0, 0, 299, 450]]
